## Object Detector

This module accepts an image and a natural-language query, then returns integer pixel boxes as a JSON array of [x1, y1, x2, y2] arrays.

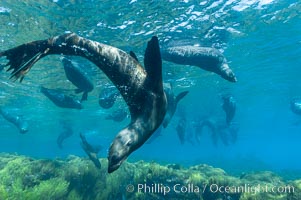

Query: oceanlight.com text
[[126, 183, 295, 196]]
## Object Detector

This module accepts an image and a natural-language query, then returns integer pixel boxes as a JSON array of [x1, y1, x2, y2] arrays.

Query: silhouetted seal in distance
[[40, 86, 83, 109], [0, 107, 28, 134], [0, 33, 167, 173]]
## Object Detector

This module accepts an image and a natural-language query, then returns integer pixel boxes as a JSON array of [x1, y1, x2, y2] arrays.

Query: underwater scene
[[0, 0, 301, 199]]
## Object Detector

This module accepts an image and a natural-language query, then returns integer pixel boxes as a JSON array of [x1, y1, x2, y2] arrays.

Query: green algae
[[0, 153, 300, 200]]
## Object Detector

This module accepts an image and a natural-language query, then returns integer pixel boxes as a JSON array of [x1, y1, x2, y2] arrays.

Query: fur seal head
[[108, 127, 137, 172]]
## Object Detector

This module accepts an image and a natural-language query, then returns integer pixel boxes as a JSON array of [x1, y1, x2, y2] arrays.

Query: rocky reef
[[0, 153, 300, 200]]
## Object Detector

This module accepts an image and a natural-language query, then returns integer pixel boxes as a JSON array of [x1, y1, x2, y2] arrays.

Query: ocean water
[[0, 0, 301, 180]]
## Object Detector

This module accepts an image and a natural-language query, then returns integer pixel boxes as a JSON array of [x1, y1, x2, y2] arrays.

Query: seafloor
[[0, 153, 300, 200]]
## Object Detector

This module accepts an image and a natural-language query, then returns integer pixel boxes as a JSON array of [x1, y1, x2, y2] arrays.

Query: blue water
[[0, 0, 301, 175]]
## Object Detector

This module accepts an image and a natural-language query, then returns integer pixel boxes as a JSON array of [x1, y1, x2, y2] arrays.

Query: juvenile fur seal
[[40, 86, 83, 109], [194, 118, 217, 145], [222, 95, 236, 125], [98, 87, 120, 109], [0, 107, 28, 134], [61, 57, 94, 102], [0, 33, 167, 173], [161, 45, 237, 82], [162, 83, 189, 128], [176, 116, 187, 145], [57, 120, 74, 149], [291, 99, 301, 115], [195, 118, 238, 146], [105, 108, 128, 122], [80, 132, 102, 169]]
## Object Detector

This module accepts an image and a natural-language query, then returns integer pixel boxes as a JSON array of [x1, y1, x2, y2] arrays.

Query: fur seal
[[161, 45, 237, 82], [80, 132, 102, 169], [98, 87, 120, 109], [0, 33, 167, 173], [222, 95, 236, 125], [57, 120, 74, 149], [194, 118, 238, 146], [61, 57, 94, 102], [176, 116, 187, 145], [162, 83, 189, 128], [40, 86, 83, 109], [291, 99, 301, 115], [105, 108, 128, 122], [194, 118, 217, 145], [0, 107, 28, 134]]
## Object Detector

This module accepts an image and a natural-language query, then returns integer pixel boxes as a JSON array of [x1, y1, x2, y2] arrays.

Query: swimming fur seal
[[195, 118, 238, 146], [194, 118, 217, 145], [161, 46, 237, 82], [98, 87, 120, 109], [40, 86, 83, 109], [162, 83, 189, 128], [0, 107, 29, 134], [222, 95, 236, 125], [61, 57, 94, 102], [0, 33, 167, 173], [105, 108, 128, 122], [291, 99, 301, 115], [57, 120, 74, 149], [176, 116, 186, 145], [80, 132, 102, 169]]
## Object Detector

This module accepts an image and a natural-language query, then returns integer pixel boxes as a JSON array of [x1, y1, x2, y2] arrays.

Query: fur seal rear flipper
[[0, 33, 167, 173], [161, 46, 237, 82]]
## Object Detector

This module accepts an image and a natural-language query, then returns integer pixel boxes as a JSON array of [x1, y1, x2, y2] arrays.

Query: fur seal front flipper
[[0, 33, 167, 173], [129, 51, 139, 62]]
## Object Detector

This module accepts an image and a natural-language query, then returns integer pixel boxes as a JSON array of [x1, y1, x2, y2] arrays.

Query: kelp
[[0, 153, 299, 200]]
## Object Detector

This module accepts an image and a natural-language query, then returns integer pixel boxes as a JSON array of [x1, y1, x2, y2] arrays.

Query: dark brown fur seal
[[0, 33, 167, 173], [161, 45, 237, 82]]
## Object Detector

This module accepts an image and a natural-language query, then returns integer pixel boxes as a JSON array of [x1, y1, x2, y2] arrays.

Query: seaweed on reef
[[0, 153, 300, 200]]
